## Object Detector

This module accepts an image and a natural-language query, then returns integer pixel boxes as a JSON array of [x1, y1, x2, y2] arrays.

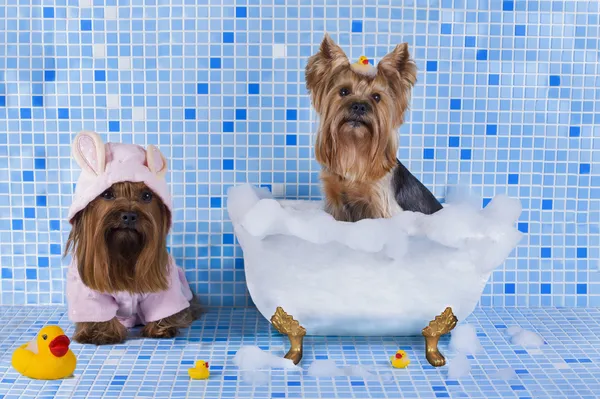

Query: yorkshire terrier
[[65, 131, 198, 345], [306, 34, 443, 222]]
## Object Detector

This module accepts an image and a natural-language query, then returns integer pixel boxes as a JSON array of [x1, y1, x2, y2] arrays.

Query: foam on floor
[[228, 184, 523, 336]]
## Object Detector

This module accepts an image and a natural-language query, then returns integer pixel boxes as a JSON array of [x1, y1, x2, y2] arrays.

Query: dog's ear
[[377, 43, 417, 90], [72, 131, 106, 176], [146, 145, 168, 177], [305, 34, 349, 107]]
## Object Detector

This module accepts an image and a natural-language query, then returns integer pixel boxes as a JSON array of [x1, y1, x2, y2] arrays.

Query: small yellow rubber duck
[[12, 325, 77, 380], [390, 350, 410, 369], [188, 360, 210, 380], [351, 56, 376, 76]]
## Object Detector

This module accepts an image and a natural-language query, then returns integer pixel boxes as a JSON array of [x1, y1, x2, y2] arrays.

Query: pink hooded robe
[[66, 131, 193, 328]]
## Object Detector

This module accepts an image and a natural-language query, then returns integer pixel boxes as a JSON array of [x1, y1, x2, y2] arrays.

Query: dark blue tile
[[432, 386, 447, 391], [541, 248, 551, 258], [287, 381, 301, 386], [210, 58, 221, 68], [58, 108, 69, 119], [32, 96, 43, 106], [579, 163, 590, 174], [26, 269, 37, 279], [488, 74, 500, 85], [515, 25, 526, 36], [223, 234, 234, 244], [94, 70, 106, 81], [350, 381, 365, 386], [236, 6, 247, 17], [476, 49, 488, 60], [541, 283, 551, 294], [577, 284, 587, 294], [286, 134, 297, 145], [511, 385, 526, 391], [508, 174, 519, 184], [577, 247, 587, 258], [569, 126, 580, 137], [236, 109, 246, 120], [486, 124, 497, 135], [450, 99, 461, 110], [424, 148, 435, 159], [549, 75, 560, 86], [81, 20, 92, 31], [514, 350, 527, 355], [12, 219, 23, 230], [223, 159, 234, 170], [21, 108, 32, 119], [503, 1, 514, 11], [223, 32, 234, 43], [248, 83, 260, 94], [518, 222, 528, 233], [223, 121, 234, 132], [109, 121, 120, 132], [460, 149, 471, 160], [542, 199, 552, 209], [352, 20, 363, 32], [286, 109, 297, 120], [441, 24, 452, 34], [44, 71, 56, 81], [224, 375, 237, 380], [197, 83, 209, 94], [24, 208, 35, 218], [38, 257, 49, 267], [465, 36, 476, 47], [185, 109, 196, 119], [210, 197, 222, 208], [426, 61, 437, 71], [36, 195, 47, 206], [449, 136, 460, 147], [43, 7, 54, 18]]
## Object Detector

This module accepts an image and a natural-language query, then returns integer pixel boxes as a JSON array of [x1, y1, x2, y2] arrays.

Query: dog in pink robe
[[65, 131, 198, 345]]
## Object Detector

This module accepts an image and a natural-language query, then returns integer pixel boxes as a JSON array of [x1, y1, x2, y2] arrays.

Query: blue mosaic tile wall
[[0, 0, 598, 308]]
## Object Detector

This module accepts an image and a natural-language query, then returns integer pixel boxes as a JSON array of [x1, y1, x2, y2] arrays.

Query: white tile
[[554, 362, 570, 369], [79, 0, 92, 7], [93, 44, 106, 58], [119, 56, 132, 70], [132, 107, 146, 121], [106, 94, 120, 109], [273, 44, 286, 59], [272, 183, 285, 196], [527, 349, 544, 355], [104, 6, 118, 19]]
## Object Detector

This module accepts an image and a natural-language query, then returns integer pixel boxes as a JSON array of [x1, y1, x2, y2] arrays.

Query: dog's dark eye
[[372, 93, 381, 103], [339, 87, 350, 97], [141, 191, 153, 203], [101, 190, 115, 200], [42, 334, 47, 340]]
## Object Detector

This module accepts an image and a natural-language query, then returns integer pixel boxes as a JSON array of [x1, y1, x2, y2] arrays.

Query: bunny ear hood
[[68, 131, 172, 221]]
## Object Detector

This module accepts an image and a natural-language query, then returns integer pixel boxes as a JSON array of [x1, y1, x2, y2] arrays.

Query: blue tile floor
[[0, 307, 599, 398]]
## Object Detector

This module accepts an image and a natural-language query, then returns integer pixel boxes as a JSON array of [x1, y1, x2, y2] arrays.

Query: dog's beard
[[105, 227, 144, 267]]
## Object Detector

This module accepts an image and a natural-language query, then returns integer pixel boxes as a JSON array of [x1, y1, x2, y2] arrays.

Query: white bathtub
[[228, 184, 523, 336]]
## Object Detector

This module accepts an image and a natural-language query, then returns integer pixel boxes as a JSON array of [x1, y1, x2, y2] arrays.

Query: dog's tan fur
[[306, 34, 417, 222]]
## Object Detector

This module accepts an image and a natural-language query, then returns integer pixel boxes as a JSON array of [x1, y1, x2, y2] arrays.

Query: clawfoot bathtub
[[227, 184, 523, 365]]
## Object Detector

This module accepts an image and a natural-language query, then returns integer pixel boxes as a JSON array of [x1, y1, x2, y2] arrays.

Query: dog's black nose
[[349, 101, 370, 116], [120, 212, 138, 227]]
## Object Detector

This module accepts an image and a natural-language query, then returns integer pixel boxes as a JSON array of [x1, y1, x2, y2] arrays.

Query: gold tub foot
[[422, 307, 458, 367], [270, 307, 306, 365]]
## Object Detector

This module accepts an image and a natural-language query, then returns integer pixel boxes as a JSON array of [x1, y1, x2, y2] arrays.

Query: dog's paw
[[141, 323, 179, 339], [74, 319, 127, 345]]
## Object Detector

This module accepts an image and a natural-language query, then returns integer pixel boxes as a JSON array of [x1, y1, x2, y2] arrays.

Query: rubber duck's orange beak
[[49, 335, 70, 358], [362, 59, 369, 65], [395, 353, 402, 359], [205, 362, 209, 368]]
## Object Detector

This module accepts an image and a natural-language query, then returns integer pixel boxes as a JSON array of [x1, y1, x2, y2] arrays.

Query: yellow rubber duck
[[12, 325, 76, 380], [351, 56, 376, 76], [390, 350, 410, 369], [188, 360, 210, 380]]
